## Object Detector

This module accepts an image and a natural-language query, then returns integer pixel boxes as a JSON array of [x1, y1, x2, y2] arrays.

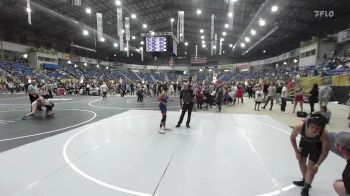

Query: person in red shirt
[[236, 85, 244, 104], [196, 88, 204, 109]]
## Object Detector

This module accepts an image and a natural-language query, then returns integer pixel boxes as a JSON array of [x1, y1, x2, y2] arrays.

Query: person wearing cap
[[176, 83, 195, 128], [334, 133, 350, 196], [22, 96, 54, 119], [290, 113, 330, 196]]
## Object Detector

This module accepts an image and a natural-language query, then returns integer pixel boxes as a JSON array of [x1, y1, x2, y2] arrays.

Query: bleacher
[[168, 73, 178, 81], [138, 72, 153, 82], [0, 61, 47, 81]]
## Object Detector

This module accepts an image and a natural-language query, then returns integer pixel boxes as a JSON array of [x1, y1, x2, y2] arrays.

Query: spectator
[[308, 84, 319, 114], [236, 85, 244, 104], [293, 87, 304, 113], [319, 84, 333, 109], [276, 83, 283, 104], [254, 87, 264, 111], [281, 83, 288, 113], [262, 82, 276, 110], [333, 133, 350, 196], [215, 84, 224, 112]]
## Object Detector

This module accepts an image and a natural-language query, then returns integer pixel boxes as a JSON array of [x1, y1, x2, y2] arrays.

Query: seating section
[[1, 57, 349, 84], [0, 61, 46, 81]]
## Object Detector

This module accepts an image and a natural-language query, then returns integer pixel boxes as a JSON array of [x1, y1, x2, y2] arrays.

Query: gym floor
[[0, 94, 347, 196]]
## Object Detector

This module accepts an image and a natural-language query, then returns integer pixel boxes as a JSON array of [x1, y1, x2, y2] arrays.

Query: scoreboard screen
[[146, 37, 167, 52]]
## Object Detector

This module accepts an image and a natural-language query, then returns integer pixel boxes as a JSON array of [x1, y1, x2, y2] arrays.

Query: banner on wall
[[69, 55, 81, 62], [337, 28, 350, 43], [99, 61, 110, 66], [236, 63, 250, 69], [177, 11, 184, 42], [81, 57, 97, 64], [147, 65, 158, 70], [158, 66, 172, 70], [124, 64, 143, 69], [117, 7, 124, 51], [63, 53, 70, 60], [96, 13, 103, 41]]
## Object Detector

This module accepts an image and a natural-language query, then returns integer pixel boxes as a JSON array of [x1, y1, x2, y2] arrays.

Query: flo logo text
[[314, 10, 335, 18]]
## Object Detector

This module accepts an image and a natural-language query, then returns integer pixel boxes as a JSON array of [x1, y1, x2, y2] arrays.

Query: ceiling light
[[113, 43, 118, 47], [124, 47, 128, 51], [122, 29, 125, 34], [106, 66, 109, 69], [223, 51, 225, 54], [220, 42, 223, 46], [259, 19, 266, 26], [23, 54, 28, 58], [96, 64, 100, 68], [85, 8, 91, 14], [142, 24, 147, 29], [84, 63, 87, 66], [220, 38, 224, 41], [251, 29, 256, 35], [115, 0, 121, 6], [200, 29, 204, 33], [196, 9, 202, 15], [139, 47, 143, 50], [201, 35, 205, 39], [229, 44, 233, 47], [294, 59, 298, 63], [100, 37, 105, 42], [222, 32, 227, 36], [284, 62, 287, 65], [180, 33, 183, 37], [140, 41, 144, 45], [225, 24, 229, 28], [263, 50, 266, 53], [131, 14, 136, 19], [184, 42, 188, 46], [74, 64, 78, 68], [185, 52, 187, 55], [67, 60, 72, 64], [150, 31, 155, 36], [83, 30, 89, 36], [199, 69, 203, 72], [213, 45, 217, 49], [26, 7, 31, 13], [228, 12, 233, 17], [202, 40, 205, 44], [240, 43, 246, 48], [244, 37, 250, 42], [271, 5, 278, 12], [202, 44, 206, 48], [132, 36, 136, 40], [170, 18, 175, 22]]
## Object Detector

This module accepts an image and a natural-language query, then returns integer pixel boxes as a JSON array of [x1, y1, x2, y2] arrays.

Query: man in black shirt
[[334, 133, 350, 196], [176, 83, 194, 128]]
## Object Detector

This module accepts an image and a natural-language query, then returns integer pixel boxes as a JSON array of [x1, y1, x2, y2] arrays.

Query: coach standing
[[176, 83, 194, 128], [28, 80, 39, 111]]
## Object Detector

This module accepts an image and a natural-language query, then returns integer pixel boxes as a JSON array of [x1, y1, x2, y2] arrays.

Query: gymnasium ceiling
[[0, 0, 349, 64]]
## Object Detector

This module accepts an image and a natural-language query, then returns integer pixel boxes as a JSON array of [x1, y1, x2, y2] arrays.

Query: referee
[[27, 80, 39, 111], [176, 83, 195, 128]]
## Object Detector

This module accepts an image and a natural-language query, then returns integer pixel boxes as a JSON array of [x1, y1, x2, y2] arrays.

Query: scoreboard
[[146, 37, 167, 52]]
